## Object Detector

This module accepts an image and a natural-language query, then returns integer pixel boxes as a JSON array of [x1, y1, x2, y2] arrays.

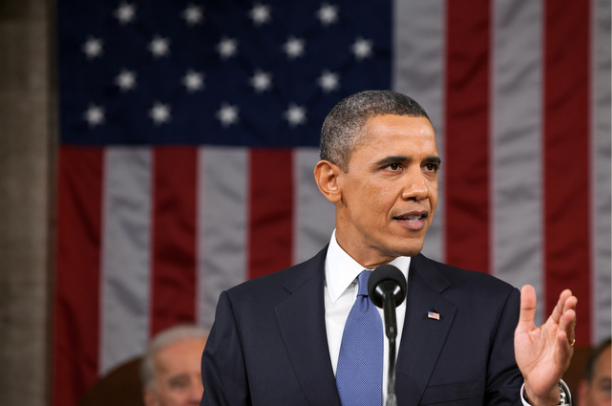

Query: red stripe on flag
[[248, 149, 294, 279], [53, 147, 104, 406], [150, 147, 198, 335], [444, 0, 491, 273], [544, 0, 591, 344]]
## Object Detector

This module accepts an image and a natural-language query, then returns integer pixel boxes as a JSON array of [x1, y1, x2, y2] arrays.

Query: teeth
[[406, 215, 422, 221]]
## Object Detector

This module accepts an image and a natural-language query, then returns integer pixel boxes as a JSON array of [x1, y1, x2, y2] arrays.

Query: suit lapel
[[275, 247, 342, 406], [396, 254, 457, 406]]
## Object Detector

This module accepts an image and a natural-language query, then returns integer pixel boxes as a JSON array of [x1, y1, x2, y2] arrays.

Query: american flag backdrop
[[54, 1, 611, 405]]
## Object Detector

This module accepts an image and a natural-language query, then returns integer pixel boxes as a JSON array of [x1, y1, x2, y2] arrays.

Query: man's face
[[144, 337, 207, 406], [579, 346, 612, 406], [333, 114, 439, 268]]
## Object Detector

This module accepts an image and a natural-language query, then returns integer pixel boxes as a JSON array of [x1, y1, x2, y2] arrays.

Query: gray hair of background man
[[319, 90, 431, 172], [140, 324, 209, 390], [583, 337, 612, 382]]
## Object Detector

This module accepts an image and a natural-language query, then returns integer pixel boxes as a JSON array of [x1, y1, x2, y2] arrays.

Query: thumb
[[517, 285, 537, 333]]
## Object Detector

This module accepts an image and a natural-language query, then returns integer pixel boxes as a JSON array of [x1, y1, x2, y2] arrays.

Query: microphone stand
[[368, 264, 406, 406], [382, 291, 398, 406]]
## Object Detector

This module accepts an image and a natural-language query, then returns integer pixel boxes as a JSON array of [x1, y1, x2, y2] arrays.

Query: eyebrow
[[374, 155, 442, 166]]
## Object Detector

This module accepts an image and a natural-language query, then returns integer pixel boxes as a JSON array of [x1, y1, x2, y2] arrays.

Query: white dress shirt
[[322, 230, 567, 406], [324, 230, 410, 405]]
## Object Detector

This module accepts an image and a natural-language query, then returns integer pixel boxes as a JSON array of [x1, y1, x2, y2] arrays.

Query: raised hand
[[514, 285, 577, 405]]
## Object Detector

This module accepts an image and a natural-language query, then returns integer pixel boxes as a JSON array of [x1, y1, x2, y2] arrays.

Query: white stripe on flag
[[197, 147, 249, 329], [393, 0, 446, 262], [100, 147, 152, 374], [491, 0, 544, 324], [293, 148, 336, 265], [591, 0, 611, 344]]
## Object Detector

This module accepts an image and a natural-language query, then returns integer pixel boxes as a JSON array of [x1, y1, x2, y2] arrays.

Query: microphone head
[[367, 264, 407, 308]]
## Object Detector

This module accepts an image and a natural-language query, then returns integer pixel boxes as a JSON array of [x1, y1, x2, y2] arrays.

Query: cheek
[[343, 177, 399, 219], [367, 194, 399, 227]]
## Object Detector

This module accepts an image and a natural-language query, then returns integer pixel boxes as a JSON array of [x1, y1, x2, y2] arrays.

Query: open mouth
[[395, 214, 426, 222], [394, 212, 428, 222], [393, 211, 429, 230]]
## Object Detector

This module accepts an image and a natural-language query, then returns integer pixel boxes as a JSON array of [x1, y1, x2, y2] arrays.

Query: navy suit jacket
[[201, 247, 524, 405]]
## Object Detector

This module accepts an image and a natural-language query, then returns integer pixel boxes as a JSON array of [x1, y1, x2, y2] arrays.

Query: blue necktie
[[336, 270, 384, 406]]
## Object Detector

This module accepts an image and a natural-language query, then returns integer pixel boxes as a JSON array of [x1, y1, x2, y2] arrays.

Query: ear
[[314, 160, 342, 204]]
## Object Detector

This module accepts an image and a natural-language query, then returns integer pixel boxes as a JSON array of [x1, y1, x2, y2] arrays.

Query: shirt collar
[[325, 229, 411, 303]]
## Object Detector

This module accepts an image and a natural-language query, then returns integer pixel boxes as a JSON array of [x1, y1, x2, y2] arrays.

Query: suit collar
[[325, 231, 412, 303], [275, 246, 342, 406]]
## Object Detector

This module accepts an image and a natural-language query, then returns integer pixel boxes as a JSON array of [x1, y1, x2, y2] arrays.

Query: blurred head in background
[[578, 338, 611, 406], [141, 325, 208, 406]]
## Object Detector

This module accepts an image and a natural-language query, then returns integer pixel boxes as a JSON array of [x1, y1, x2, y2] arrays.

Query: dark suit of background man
[[201, 90, 578, 406]]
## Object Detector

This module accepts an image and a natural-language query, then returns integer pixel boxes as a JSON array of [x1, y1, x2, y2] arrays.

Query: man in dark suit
[[201, 90, 577, 406]]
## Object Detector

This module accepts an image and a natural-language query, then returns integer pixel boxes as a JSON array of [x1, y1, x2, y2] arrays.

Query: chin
[[392, 242, 424, 258]]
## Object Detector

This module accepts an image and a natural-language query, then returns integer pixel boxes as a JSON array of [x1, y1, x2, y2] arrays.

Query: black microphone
[[368, 264, 407, 406], [368, 264, 407, 338]]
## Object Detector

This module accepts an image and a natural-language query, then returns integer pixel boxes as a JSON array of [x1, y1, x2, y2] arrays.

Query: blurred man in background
[[578, 338, 611, 406], [142, 325, 208, 406]]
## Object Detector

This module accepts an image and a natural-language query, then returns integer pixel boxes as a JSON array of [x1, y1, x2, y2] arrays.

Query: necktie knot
[[357, 270, 372, 297]]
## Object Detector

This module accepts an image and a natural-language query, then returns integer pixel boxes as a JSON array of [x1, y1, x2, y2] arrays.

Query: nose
[[188, 379, 204, 404], [401, 170, 428, 201]]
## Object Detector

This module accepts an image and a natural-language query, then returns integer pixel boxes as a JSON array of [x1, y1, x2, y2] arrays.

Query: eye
[[169, 375, 191, 390], [384, 163, 402, 171], [423, 163, 439, 172]]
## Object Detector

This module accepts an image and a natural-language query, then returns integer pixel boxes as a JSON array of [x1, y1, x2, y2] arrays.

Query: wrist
[[522, 381, 572, 406], [524, 384, 559, 406]]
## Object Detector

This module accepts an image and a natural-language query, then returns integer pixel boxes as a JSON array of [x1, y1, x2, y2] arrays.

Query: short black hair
[[320, 90, 430, 171], [583, 337, 612, 382]]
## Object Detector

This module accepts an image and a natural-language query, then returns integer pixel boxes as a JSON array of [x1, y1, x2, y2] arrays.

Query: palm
[[514, 285, 576, 404]]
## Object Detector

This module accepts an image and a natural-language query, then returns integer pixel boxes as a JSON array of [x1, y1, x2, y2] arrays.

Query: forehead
[[594, 346, 611, 375], [356, 114, 437, 153], [154, 338, 207, 373]]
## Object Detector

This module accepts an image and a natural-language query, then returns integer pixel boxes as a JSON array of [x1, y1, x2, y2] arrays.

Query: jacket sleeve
[[201, 291, 251, 406], [485, 287, 524, 405]]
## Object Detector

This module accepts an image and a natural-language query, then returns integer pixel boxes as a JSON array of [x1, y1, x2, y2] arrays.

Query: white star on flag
[[83, 37, 103, 59], [284, 104, 306, 126], [84, 104, 104, 126], [183, 70, 204, 92], [283, 37, 305, 59], [149, 36, 170, 57], [115, 3, 136, 24], [351, 37, 373, 60], [149, 102, 171, 125], [216, 103, 239, 126], [217, 37, 238, 59], [250, 70, 272, 93], [183, 4, 203, 25], [115, 70, 136, 91], [317, 70, 339, 92], [317, 4, 339, 26], [250, 3, 271, 25]]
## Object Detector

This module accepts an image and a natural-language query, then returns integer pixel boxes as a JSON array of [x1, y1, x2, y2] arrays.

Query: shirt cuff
[[520, 380, 572, 406]]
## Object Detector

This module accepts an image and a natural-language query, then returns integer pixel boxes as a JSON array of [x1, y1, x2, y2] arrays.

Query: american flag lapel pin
[[428, 311, 441, 320]]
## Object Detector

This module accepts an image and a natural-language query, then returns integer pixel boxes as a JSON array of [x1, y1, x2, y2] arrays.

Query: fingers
[[556, 317, 576, 365], [558, 295, 577, 346], [550, 289, 574, 323], [517, 285, 537, 333], [517, 286, 577, 344], [562, 293, 578, 315]]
